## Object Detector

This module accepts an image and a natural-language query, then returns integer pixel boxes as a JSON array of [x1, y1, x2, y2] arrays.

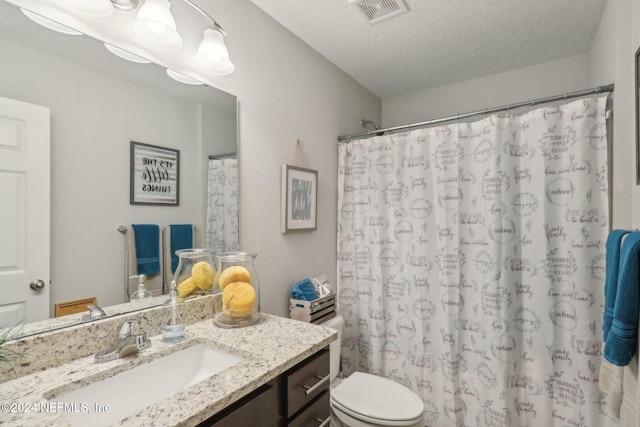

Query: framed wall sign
[[281, 164, 318, 232], [130, 141, 179, 205]]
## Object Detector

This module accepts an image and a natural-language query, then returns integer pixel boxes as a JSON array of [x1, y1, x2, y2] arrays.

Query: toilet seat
[[330, 372, 424, 425]]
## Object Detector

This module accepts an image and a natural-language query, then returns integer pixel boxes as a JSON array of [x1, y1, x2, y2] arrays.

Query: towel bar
[[117, 225, 198, 232], [118, 224, 198, 298]]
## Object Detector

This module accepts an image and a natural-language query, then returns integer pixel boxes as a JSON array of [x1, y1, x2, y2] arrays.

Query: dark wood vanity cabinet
[[202, 379, 280, 427], [198, 347, 330, 427], [284, 347, 330, 426]]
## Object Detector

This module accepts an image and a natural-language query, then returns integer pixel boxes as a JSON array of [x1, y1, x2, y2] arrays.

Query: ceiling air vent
[[349, 0, 408, 24]]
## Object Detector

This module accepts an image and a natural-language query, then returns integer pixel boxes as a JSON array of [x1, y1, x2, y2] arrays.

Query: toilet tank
[[320, 314, 343, 382]]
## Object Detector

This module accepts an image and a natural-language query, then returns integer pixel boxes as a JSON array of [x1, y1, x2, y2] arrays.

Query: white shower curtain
[[206, 158, 239, 254], [337, 97, 616, 426]]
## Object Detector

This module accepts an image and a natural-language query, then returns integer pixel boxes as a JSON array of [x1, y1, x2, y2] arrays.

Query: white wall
[[164, 1, 381, 317], [589, 0, 635, 229], [0, 37, 229, 312], [382, 54, 591, 127]]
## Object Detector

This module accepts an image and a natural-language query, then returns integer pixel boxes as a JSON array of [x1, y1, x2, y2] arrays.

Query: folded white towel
[[312, 275, 333, 297], [619, 353, 639, 427], [599, 355, 624, 419]]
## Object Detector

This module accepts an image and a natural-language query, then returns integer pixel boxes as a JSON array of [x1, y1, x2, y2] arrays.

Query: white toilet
[[321, 315, 425, 427]]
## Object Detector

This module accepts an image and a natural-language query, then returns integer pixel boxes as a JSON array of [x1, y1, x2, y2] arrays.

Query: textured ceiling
[[248, 0, 608, 99]]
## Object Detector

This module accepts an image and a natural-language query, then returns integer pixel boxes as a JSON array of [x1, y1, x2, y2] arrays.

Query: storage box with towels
[[289, 275, 336, 324]]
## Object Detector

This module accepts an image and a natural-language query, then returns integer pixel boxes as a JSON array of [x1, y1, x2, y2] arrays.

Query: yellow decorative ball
[[222, 281, 256, 318], [177, 277, 197, 298], [191, 261, 215, 290], [218, 266, 251, 290]]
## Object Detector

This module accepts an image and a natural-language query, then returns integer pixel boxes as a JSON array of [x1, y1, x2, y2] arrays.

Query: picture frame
[[636, 46, 640, 184], [281, 164, 318, 232], [130, 141, 180, 206]]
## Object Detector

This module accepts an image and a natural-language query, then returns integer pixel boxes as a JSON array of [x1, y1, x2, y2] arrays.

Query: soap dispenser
[[162, 280, 185, 343], [129, 274, 153, 300]]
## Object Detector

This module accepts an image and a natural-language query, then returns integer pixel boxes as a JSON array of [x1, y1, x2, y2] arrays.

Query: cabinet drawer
[[286, 348, 330, 418], [287, 390, 330, 427]]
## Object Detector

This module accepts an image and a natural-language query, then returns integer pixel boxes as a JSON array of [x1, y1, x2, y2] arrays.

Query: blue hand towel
[[603, 229, 631, 341], [132, 224, 160, 275], [604, 231, 640, 366], [170, 224, 193, 273], [291, 278, 319, 301]]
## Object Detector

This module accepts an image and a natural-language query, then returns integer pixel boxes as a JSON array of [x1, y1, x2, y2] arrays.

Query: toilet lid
[[331, 372, 424, 423]]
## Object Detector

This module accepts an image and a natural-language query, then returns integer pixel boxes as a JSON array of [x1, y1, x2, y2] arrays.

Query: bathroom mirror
[[0, 0, 238, 338]]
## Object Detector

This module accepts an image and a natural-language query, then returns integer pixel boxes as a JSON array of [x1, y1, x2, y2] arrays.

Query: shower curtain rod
[[337, 83, 614, 142], [208, 151, 237, 159]]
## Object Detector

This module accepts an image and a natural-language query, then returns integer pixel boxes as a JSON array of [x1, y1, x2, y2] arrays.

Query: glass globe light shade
[[132, 0, 183, 51], [166, 69, 203, 85], [104, 43, 151, 64], [21, 9, 82, 35], [196, 28, 234, 75]]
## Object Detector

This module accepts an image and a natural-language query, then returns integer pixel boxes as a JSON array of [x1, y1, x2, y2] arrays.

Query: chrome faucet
[[94, 319, 151, 363]]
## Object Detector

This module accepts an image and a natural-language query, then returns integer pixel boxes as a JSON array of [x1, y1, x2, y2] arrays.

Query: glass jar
[[213, 252, 260, 328], [173, 249, 216, 298]]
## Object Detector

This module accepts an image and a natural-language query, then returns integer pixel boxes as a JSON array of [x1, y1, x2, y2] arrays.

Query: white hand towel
[[599, 354, 624, 418]]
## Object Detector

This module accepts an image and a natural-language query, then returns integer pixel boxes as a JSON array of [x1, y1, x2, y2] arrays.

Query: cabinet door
[[287, 390, 330, 427], [201, 381, 278, 427]]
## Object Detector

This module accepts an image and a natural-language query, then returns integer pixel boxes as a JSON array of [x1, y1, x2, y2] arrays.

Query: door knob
[[29, 279, 45, 290]]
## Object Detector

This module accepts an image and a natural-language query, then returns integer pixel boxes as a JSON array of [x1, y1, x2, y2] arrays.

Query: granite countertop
[[0, 314, 336, 427]]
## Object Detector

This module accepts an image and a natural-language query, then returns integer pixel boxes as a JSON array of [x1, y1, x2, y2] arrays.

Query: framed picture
[[636, 46, 640, 184], [281, 164, 318, 232], [130, 141, 179, 205]]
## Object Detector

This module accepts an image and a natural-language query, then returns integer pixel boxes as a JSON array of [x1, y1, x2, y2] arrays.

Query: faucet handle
[[134, 333, 151, 351], [119, 319, 140, 339]]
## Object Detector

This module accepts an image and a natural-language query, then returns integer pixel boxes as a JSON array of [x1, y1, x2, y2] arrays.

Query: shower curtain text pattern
[[337, 97, 614, 426], [206, 158, 238, 254]]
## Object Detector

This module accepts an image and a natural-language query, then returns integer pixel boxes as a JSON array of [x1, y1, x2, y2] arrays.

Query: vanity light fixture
[[131, 0, 234, 75], [104, 43, 152, 63], [21, 9, 83, 35], [56, 0, 114, 17], [25, 0, 235, 78]]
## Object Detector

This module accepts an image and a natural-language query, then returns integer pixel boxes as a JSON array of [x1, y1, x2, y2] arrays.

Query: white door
[[0, 96, 50, 326]]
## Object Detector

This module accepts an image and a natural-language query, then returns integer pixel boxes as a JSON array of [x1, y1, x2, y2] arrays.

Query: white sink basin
[[50, 342, 244, 427]]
